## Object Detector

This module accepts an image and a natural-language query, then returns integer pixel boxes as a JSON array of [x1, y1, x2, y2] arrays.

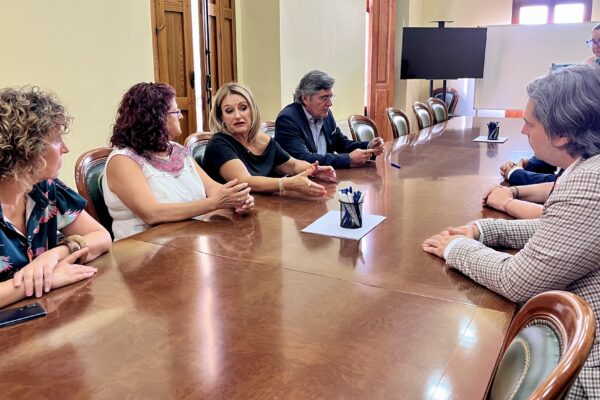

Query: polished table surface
[[1, 117, 528, 399]]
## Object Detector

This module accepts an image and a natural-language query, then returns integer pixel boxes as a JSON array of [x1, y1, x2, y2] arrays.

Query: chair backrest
[[74, 147, 113, 237], [412, 102, 434, 130], [489, 291, 596, 400], [347, 115, 378, 142], [184, 132, 213, 167], [427, 97, 449, 124], [386, 107, 410, 138], [261, 120, 276, 137], [432, 87, 459, 114]]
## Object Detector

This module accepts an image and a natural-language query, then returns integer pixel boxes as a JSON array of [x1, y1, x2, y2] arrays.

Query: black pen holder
[[340, 200, 363, 229], [487, 124, 500, 140]]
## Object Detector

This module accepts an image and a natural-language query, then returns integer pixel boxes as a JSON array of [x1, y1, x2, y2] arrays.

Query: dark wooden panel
[[221, 17, 235, 84], [165, 10, 187, 96], [208, 14, 219, 94]]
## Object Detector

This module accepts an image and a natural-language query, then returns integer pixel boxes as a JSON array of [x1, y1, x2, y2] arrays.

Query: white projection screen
[[474, 22, 598, 110]]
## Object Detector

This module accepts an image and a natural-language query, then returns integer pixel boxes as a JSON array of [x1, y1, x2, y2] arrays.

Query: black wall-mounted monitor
[[400, 27, 487, 80]]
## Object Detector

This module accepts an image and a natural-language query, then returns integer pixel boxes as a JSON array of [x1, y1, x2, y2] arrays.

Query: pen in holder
[[337, 186, 364, 229], [487, 121, 500, 140]]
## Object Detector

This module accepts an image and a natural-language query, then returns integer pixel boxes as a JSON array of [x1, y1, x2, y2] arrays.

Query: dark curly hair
[[110, 82, 176, 155], [0, 86, 71, 188]]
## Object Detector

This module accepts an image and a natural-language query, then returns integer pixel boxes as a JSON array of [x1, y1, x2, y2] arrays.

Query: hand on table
[[422, 224, 480, 259], [499, 158, 526, 180], [349, 148, 376, 166], [482, 185, 514, 212], [213, 179, 252, 210], [367, 137, 385, 156], [287, 166, 327, 197], [310, 161, 337, 183], [13, 247, 64, 297], [51, 248, 98, 290], [234, 195, 254, 215]]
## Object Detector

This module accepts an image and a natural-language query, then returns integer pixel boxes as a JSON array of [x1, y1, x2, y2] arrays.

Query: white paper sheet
[[473, 136, 508, 143], [301, 211, 386, 240]]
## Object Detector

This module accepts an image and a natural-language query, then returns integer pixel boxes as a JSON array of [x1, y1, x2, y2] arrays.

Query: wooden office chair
[[184, 132, 213, 167], [386, 107, 410, 138], [74, 147, 114, 237], [412, 102, 434, 130], [348, 115, 379, 142], [261, 120, 276, 137], [427, 97, 449, 124], [488, 291, 596, 400], [432, 87, 459, 114]]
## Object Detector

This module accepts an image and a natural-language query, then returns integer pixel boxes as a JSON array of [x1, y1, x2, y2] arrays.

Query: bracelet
[[278, 178, 286, 196], [58, 235, 88, 254], [504, 199, 516, 214]]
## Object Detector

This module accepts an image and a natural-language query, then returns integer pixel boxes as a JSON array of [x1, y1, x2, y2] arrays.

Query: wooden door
[[366, 0, 396, 142], [151, 0, 197, 144], [198, 0, 237, 129]]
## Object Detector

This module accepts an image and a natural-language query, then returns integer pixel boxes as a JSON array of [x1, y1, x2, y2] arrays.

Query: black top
[[203, 132, 291, 183]]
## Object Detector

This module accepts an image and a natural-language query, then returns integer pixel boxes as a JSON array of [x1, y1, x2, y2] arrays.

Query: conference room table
[[1, 116, 533, 399]]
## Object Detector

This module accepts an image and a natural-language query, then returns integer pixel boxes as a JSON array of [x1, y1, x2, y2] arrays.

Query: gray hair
[[594, 23, 600, 31], [526, 64, 600, 159], [293, 70, 335, 104]]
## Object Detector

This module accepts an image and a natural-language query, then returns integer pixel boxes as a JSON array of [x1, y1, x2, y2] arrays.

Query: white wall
[[236, 0, 282, 121], [0, 0, 155, 187], [279, 0, 366, 121]]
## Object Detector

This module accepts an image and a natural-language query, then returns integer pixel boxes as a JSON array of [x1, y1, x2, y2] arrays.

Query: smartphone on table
[[0, 303, 47, 328]]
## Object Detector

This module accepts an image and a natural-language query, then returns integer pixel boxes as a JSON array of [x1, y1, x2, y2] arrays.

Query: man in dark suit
[[275, 70, 384, 169], [500, 156, 558, 185]]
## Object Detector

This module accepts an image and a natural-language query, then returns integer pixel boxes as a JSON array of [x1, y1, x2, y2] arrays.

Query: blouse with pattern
[[0, 179, 86, 281]]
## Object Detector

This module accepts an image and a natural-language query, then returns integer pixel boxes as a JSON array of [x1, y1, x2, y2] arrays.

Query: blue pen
[[390, 162, 402, 169]]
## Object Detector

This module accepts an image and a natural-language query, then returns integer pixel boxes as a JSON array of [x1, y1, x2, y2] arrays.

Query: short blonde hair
[[209, 82, 261, 144], [0, 87, 71, 189]]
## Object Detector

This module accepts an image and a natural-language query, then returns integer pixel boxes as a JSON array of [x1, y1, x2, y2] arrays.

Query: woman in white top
[[103, 82, 254, 240]]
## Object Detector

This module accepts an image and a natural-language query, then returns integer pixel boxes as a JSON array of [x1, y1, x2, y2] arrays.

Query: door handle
[[189, 70, 195, 90]]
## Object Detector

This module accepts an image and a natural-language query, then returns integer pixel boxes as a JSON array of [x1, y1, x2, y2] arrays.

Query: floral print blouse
[[0, 179, 86, 281]]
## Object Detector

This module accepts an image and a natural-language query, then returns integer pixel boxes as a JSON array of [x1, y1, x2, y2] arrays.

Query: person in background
[[103, 82, 254, 240], [203, 82, 336, 197], [0, 87, 111, 308], [583, 23, 600, 65], [423, 64, 600, 399], [499, 156, 558, 185], [275, 70, 384, 169], [501, 24, 600, 186]]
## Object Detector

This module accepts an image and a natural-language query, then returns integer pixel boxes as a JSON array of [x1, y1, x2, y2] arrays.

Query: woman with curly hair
[[103, 82, 254, 240], [0, 87, 111, 308]]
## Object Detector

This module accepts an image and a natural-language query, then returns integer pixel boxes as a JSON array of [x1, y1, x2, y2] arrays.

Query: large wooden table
[[1, 117, 531, 399]]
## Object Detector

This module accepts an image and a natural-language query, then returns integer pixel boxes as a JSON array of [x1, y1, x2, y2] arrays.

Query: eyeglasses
[[586, 39, 600, 47], [316, 94, 335, 102], [167, 109, 182, 116]]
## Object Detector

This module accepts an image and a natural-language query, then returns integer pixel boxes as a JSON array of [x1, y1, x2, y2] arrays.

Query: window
[[512, 0, 592, 24]]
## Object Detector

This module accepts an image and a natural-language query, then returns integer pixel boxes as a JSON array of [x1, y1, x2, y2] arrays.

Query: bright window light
[[554, 3, 585, 23], [520, 5, 548, 24]]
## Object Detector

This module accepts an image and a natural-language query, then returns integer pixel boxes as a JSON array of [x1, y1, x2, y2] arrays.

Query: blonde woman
[[203, 82, 336, 197]]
